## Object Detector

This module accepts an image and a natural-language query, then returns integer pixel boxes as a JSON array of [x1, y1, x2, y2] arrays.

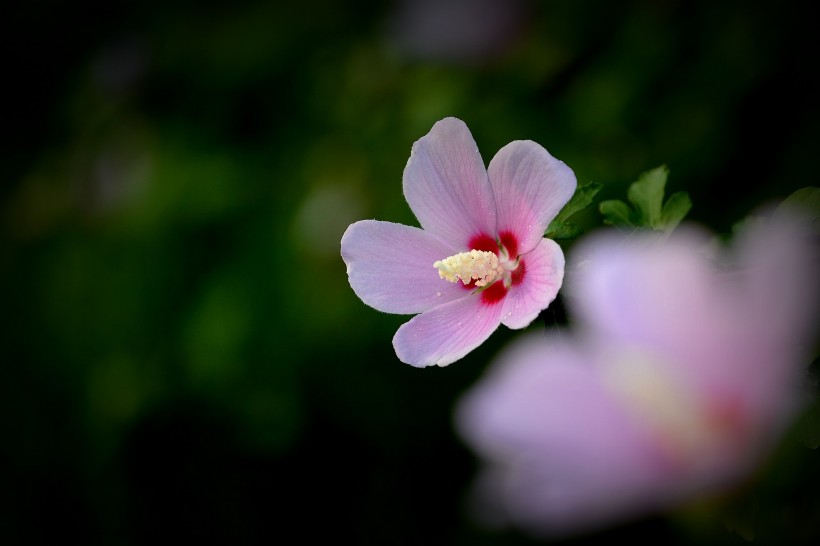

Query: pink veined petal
[[341, 220, 466, 314], [392, 294, 505, 367], [487, 140, 577, 253], [501, 238, 565, 329], [402, 117, 497, 248]]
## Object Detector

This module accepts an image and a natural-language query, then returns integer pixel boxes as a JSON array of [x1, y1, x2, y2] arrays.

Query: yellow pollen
[[433, 250, 503, 287]]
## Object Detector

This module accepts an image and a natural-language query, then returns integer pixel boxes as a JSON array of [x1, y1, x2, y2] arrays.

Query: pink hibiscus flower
[[341, 117, 577, 367], [455, 211, 819, 537]]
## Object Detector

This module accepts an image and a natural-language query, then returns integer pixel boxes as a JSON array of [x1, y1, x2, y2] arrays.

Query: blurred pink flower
[[384, 0, 528, 64], [455, 211, 819, 537], [341, 117, 576, 367]]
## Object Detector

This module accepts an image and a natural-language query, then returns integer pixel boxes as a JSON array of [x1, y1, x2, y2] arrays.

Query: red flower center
[[461, 231, 526, 305]]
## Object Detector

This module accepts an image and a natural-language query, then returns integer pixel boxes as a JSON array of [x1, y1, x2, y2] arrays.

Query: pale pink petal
[[402, 117, 497, 248], [500, 238, 565, 329], [733, 209, 820, 344], [455, 334, 669, 537], [455, 216, 820, 538], [392, 295, 505, 367], [565, 226, 813, 414], [455, 335, 653, 458], [565, 225, 814, 480], [487, 140, 576, 253], [712, 212, 820, 425], [341, 220, 466, 314], [565, 227, 721, 351]]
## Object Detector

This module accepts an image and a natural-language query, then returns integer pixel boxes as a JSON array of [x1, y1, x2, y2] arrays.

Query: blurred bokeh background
[[2, 0, 819, 544]]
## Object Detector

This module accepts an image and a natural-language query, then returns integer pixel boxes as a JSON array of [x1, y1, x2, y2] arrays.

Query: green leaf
[[598, 165, 691, 233], [599, 199, 636, 227], [774, 186, 820, 236], [545, 223, 583, 240], [545, 181, 602, 238], [776, 187, 820, 220], [553, 181, 603, 225], [660, 191, 692, 232], [627, 165, 668, 227]]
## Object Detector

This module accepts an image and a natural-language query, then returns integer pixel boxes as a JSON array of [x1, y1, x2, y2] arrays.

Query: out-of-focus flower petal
[[402, 117, 497, 248], [341, 220, 465, 314], [567, 221, 817, 425], [456, 335, 655, 460], [500, 238, 565, 329], [456, 334, 672, 536], [733, 209, 820, 344], [487, 140, 576, 253], [455, 210, 820, 537], [721, 210, 820, 424], [566, 227, 718, 349], [393, 295, 505, 367], [385, 0, 526, 64]]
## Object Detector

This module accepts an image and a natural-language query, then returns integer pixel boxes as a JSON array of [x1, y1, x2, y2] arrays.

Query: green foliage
[[776, 186, 820, 228], [545, 181, 602, 239], [599, 165, 692, 233]]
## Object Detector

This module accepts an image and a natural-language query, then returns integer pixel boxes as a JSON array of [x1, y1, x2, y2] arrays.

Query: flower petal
[[341, 219, 466, 314], [402, 117, 497, 248], [392, 294, 505, 367], [734, 209, 820, 343], [455, 334, 668, 537], [565, 227, 719, 349], [455, 335, 651, 458], [487, 140, 576, 253], [501, 238, 565, 329]]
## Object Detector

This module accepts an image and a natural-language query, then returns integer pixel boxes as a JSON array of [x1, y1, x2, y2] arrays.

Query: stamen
[[434, 250, 504, 287]]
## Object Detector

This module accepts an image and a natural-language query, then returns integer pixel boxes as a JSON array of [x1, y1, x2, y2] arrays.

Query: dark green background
[[3, 1, 819, 544]]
